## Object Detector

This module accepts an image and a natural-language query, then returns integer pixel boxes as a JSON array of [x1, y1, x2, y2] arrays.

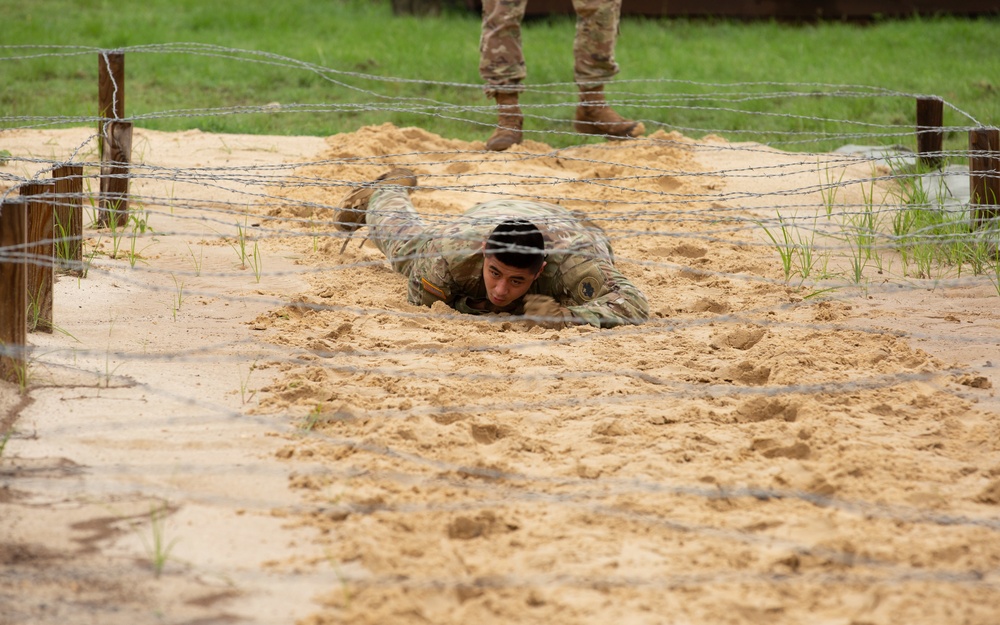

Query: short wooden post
[[969, 127, 1000, 231], [916, 97, 944, 170], [52, 165, 84, 275], [1, 197, 28, 382], [20, 181, 56, 333], [99, 120, 133, 229], [98, 51, 125, 158]]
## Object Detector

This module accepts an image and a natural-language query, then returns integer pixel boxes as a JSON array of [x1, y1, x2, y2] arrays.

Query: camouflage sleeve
[[557, 256, 649, 328], [405, 248, 457, 308]]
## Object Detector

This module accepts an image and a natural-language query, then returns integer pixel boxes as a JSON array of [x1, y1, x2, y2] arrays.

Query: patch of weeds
[[103, 499, 179, 578], [0, 429, 11, 456], [233, 216, 252, 269], [125, 208, 156, 268], [80, 232, 103, 280], [301, 403, 326, 432], [886, 163, 982, 280], [10, 358, 29, 395], [325, 550, 354, 609], [53, 206, 82, 274], [186, 243, 203, 277], [102, 316, 124, 389], [250, 239, 263, 283], [26, 288, 45, 333], [820, 162, 846, 218], [982, 240, 1000, 297], [239, 360, 258, 405], [171, 274, 184, 321], [105, 199, 127, 260], [137, 501, 179, 577], [759, 211, 828, 283], [759, 212, 795, 282], [231, 215, 264, 282]]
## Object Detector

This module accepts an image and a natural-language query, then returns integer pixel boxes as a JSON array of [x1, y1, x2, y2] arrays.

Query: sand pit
[[1, 124, 999, 624]]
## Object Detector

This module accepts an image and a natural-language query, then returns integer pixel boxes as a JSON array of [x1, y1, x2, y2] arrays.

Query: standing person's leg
[[572, 0, 621, 88], [479, 0, 528, 151], [571, 0, 644, 138], [480, 0, 528, 90]]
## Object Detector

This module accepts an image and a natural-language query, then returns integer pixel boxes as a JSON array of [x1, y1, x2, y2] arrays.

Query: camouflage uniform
[[479, 0, 622, 97], [365, 187, 648, 328]]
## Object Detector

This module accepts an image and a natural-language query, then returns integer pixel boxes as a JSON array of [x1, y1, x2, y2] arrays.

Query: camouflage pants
[[365, 187, 431, 279], [479, 0, 622, 96]]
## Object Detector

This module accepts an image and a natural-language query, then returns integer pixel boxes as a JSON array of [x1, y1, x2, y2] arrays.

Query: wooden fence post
[[98, 50, 130, 229], [98, 51, 125, 159], [19, 181, 56, 333], [969, 127, 1000, 231], [99, 121, 133, 229], [1, 197, 28, 383], [916, 97, 944, 170], [52, 165, 84, 275]]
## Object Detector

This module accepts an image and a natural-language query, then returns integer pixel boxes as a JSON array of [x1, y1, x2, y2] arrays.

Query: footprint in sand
[[689, 298, 729, 314], [711, 326, 766, 351], [722, 361, 771, 385], [751, 437, 811, 460], [657, 176, 684, 191], [735, 397, 799, 422], [673, 243, 707, 258], [470, 422, 511, 444], [447, 511, 518, 540], [446, 161, 473, 175]]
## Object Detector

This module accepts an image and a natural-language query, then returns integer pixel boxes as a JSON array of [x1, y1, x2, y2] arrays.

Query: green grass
[[0, 428, 12, 456], [761, 162, 1000, 297], [1, 0, 997, 151]]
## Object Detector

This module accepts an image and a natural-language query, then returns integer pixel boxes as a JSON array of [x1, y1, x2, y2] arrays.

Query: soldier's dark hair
[[485, 219, 545, 273]]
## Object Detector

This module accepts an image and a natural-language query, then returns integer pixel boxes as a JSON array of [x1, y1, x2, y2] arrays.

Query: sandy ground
[[1, 124, 999, 625]]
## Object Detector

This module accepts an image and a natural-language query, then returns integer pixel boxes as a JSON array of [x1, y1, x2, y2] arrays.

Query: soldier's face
[[483, 256, 544, 308]]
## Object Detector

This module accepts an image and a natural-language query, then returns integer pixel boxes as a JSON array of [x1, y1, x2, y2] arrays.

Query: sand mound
[[2, 124, 998, 625]]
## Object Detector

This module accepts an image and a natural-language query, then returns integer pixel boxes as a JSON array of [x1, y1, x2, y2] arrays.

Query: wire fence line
[[2, 43, 1000, 621], [0, 42, 991, 141]]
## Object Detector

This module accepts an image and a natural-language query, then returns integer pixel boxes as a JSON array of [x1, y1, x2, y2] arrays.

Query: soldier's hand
[[523, 295, 576, 330]]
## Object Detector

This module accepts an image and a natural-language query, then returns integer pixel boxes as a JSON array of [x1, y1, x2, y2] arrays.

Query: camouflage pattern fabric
[[365, 187, 648, 328], [479, 0, 622, 96]]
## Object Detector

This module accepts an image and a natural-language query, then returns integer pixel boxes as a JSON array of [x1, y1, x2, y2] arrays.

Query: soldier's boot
[[335, 168, 418, 232], [574, 85, 645, 139], [485, 92, 524, 152]]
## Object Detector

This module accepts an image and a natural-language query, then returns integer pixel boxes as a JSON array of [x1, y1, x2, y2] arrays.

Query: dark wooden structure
[[99, 120, 133, 229], [531, 0, 997, 17], [452, 0, 997, 17], [19, 181, 56, 333], [52, 165, 84, 273], [98, 51, 132, 229], [0, 198, 28, 383], [916, 97, 944, 171], [969, 127, 1000, 231]]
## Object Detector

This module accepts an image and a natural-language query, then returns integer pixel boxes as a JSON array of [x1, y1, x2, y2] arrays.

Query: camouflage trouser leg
[[365, 188, 429, 278], [572, 0, 621, 88], [479, 0, 528, 97]]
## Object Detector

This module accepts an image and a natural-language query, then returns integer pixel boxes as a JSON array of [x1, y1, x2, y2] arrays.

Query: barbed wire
[[2, 42, 999, 622]]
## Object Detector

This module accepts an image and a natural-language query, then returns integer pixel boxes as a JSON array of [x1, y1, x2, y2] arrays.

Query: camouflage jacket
[[399, 199, 648, 328]]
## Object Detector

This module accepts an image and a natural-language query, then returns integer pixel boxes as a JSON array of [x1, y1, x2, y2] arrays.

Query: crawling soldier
[[335, 168, 648, 329]]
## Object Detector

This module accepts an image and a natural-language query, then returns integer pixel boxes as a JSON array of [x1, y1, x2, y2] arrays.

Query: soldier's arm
[[404, 241, 499, 315], [556, 257, 649, 328], [405, 251, 457, 308]]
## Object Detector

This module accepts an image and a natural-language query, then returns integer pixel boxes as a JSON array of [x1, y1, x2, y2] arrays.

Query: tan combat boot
[[335, 168, 417, 232], [574, 86, 645, 139], [486, 92, 524, 152]]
